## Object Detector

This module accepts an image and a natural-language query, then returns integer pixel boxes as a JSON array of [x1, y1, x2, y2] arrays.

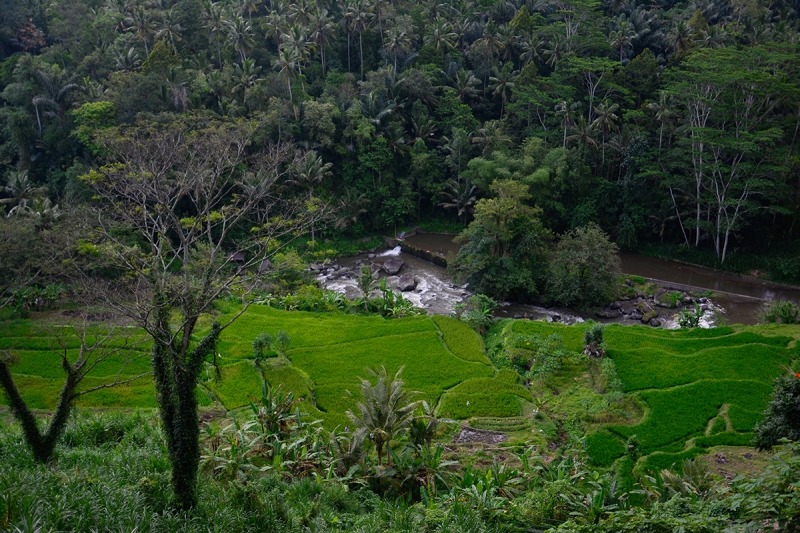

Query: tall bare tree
[[80, 117, 327, 509]]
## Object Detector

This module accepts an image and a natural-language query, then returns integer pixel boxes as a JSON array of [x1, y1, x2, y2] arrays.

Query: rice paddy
[[512, 320, 798, 469], [2, 306, 798, 468]]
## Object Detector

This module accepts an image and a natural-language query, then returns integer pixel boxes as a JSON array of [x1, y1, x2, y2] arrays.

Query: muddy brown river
[[400, 233, 800, 325]]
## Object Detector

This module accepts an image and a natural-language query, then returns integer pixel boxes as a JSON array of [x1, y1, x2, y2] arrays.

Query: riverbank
[[637, 242, 800, 286]]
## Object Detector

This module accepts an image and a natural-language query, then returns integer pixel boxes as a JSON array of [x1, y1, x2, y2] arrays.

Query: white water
[[377, 246, 402, 257]]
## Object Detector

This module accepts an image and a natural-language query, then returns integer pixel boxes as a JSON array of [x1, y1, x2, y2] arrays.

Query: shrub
[[759, 300, 800, 324], [677, 303, 703, 328], [755, 372, 800, 450], [452, 294, 497, 334], [584, 323, 605, 346]]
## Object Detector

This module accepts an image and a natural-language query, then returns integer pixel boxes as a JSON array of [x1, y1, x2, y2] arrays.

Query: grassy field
[[0, 307, 495, 429], [510, 320, 799, 470]]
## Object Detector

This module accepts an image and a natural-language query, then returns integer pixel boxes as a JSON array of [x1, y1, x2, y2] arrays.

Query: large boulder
[[396, 273, 417, 292], [383, 257, 404, 275]]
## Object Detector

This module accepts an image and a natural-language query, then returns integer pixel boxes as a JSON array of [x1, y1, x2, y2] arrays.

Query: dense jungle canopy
[[1, 0, 799, 275]]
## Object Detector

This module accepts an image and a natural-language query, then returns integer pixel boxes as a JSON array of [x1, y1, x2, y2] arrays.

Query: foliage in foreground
[[1, 411, 800, 533]]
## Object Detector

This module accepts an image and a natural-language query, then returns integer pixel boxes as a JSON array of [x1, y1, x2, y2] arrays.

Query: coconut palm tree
[[156, 6, 184, 53], [202, 0, 228, 68], [452, 18, 474, 51], [647, 91, 675, 151], [497, 25, 519, 63], [609, 19, 636, 64], [339, 0, 355, 73], [240, 0, 260, 24], [273, 48, 298, 101], [114, 47, 141, 71], [371, 0, 390, 45], [439, 179, 477, 226], [519, 34, 545, 66], [472, 120, 510, 156], [544, 33, 568, 67], [424, 17, 457, 57], [288, 0, 314, 27], [1, 171, 47, 216], [592, 100, 619, 163], [487, 64, 517, 118], [384, 25, 411, 72], [125, 6, 156, 56], [226, 14, 255, 63], [231, 58, 263, 111], [288, 150, 332, 243], [261, 6, 287, 51], [346, 366, 420, 465], [555, 98, 579, 148], [310, 8, 336, 74], [32, 68, 79, 138], [667, 20, 693, 53], [566, 115, 598, 150], [477, 19, 503, 58], [351, 0, 373, 80], [442, 67, 481, 102], [281, 24, 313, 89]]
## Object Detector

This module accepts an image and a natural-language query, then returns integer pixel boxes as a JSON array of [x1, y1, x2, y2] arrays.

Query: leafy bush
[[677, 303, 703, 328], [584, 323, 605, 346], [759, 300, 800, 324], [755, 372, 800, 450], [452, 294, 497, 334]]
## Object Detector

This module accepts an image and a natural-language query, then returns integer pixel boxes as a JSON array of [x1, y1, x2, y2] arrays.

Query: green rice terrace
[[2, 305, 798, 471]]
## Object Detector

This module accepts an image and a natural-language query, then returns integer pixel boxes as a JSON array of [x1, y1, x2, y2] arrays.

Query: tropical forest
[[1, 0, 800, 531]]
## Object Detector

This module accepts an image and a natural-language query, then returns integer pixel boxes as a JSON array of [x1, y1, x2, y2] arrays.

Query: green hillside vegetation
[[502, 320, 799, 470]]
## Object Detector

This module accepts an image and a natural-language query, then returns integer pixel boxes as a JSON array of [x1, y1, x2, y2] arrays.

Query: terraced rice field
[[513, 321, 799, 469], [1, 307, 520, 429]]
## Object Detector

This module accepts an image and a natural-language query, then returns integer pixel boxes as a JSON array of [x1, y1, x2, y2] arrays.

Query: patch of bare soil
[[453, 426, 507, 444]]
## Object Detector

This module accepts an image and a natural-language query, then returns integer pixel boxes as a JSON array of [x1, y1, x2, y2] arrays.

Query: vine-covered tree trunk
[[0, 357, 76, 463], [151, 311, 221, 510]]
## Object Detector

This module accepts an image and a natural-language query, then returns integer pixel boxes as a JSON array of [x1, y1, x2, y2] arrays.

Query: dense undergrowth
[[1, 408, 799, 533]]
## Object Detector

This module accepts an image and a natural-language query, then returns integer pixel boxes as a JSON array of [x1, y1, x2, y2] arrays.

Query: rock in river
[[396, 273, 417, 292], [383, 257, 404, 275]]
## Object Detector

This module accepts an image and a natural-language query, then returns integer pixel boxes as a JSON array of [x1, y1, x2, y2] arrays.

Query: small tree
[[583, 322, 605, 357], [358, 265, 377, 311], [0, 322, 145, 463], [346, 366, 419, 465], [755, 371, 800, 450], [546, 223, 621, 310], [252, 333, 273, 364]]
